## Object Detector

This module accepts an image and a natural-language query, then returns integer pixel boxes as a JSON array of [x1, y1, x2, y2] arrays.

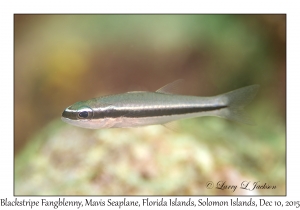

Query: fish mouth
[[62, 110, 67, 117], [61, 108, 77, 120]]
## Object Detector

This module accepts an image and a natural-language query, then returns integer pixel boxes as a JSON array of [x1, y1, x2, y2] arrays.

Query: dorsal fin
[[156, 79, 185, 95]]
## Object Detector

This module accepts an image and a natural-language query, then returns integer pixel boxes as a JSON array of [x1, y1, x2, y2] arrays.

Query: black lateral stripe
[[94, 105, 227, 118]]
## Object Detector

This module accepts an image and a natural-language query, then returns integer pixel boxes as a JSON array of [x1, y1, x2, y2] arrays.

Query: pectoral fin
[[162, 121, 180, 132]]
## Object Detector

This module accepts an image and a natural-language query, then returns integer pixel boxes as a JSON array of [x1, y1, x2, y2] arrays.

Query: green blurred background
[[14, 14, 286, 195]]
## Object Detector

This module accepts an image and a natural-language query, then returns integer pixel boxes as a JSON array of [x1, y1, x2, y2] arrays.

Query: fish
[[61, 80, 259, 129]]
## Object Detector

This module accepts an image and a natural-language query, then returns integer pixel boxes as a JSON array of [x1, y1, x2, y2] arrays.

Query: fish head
[[61, 99, 116, 129], [61, 100, 94, 126]]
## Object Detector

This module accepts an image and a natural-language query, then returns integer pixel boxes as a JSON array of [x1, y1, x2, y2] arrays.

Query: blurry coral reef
[[14, 15, 285, 195]]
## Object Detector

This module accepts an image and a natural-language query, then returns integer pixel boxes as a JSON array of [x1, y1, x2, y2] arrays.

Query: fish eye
[[77, 106, 93, 119], [79, 111, 88, 118]]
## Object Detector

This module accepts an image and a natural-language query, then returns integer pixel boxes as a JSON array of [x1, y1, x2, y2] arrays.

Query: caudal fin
[[218, 85, 260, 125]]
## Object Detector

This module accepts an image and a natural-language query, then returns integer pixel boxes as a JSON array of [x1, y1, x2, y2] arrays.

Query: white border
[[2, 0, 299, 209]]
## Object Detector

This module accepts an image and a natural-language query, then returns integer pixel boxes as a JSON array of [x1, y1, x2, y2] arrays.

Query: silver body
[[61, 82, 259, 129]]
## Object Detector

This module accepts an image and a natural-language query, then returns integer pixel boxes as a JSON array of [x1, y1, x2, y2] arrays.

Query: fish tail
[[217, 84, 260, 125]]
